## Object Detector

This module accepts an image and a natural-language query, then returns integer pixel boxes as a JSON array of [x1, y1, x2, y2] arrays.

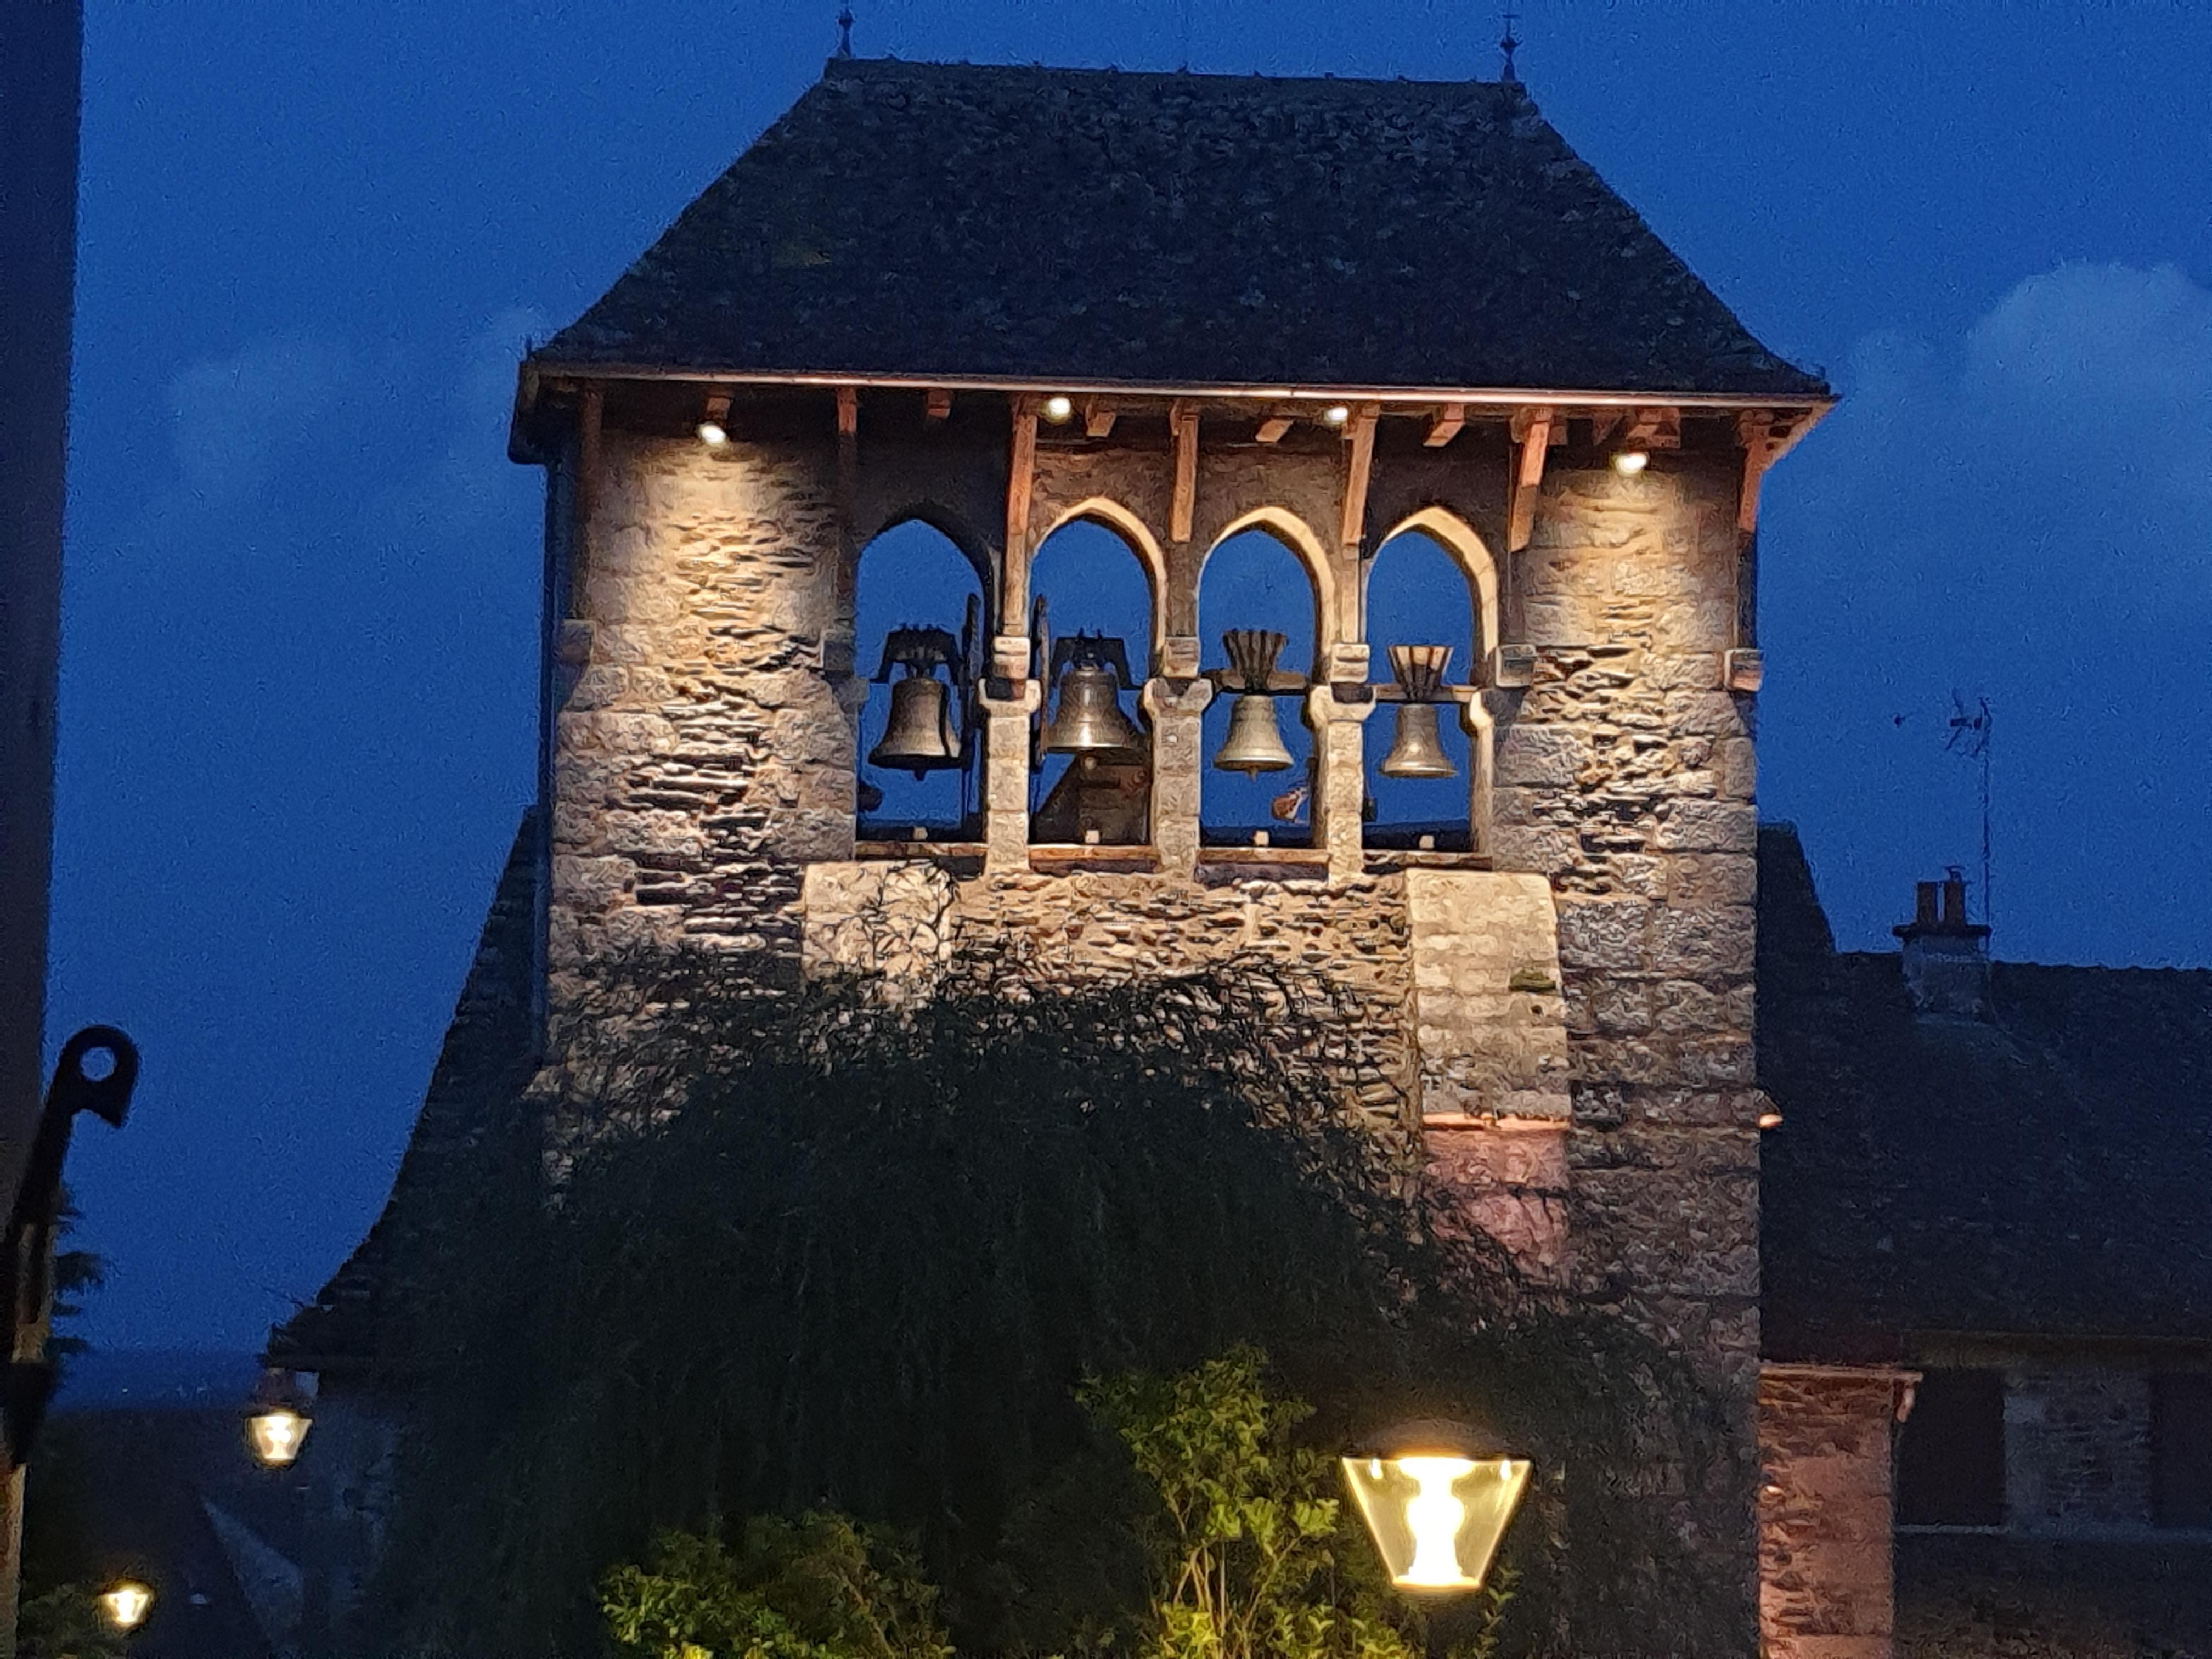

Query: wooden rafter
[[1081, 397, 1117, 438], [924, 387, 952, 423], [1425, 402, 1466, 447], [1339, 402, 1380, 551], [1506, 405, 1554, 553], [1623, 405, 1682, 449], [1169, 401, 1200, 543], [1253, 414, 1293, 444]]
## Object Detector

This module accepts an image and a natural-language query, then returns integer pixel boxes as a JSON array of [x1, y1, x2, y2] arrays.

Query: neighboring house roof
[[533, 58, 1826, 399], [1758, 823, 2212, 1362], [267, 814, 540, 1369]]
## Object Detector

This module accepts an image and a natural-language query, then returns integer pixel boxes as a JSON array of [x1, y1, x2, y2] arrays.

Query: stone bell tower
[[500, 55, 1825, 1646]]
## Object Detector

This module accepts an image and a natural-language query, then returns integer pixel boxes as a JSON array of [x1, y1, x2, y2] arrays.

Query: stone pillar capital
[[1141, 676, 1216, 719]]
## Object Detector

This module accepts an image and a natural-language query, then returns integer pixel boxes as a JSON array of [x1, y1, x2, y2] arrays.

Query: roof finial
[[835, 2, 854, 58], [1499, 1, 1521, 83]]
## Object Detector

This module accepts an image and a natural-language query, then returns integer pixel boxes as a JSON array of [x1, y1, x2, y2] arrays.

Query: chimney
[[1892, 868, 1991, 1020]]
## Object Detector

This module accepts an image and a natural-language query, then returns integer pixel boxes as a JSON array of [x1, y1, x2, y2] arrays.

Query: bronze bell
[[868, 670, 961, 777], [1380, 644, 1457, 781], [1042, 643, 1146, 761], [1213, 628, 1294, 775]]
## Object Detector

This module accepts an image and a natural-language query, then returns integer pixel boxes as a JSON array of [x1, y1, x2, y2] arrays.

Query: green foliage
[[1084, 1348, 1418, 1659], [370, 945, 1742, 1658], [601, 1516, 952, 1659], [16, 1584, 129, 1659]]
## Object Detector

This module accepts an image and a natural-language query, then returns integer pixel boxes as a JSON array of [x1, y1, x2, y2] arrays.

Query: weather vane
[[836, 2, 854, 58], [1499, 1, 1521, 83]]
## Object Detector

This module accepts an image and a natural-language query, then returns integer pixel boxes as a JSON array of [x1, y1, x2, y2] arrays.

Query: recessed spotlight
[[1758, 1111, 1784, 1130], [1611, 449, 1649, 475], [1323, 404, 1352, 427], [697, 392, 731, 448], [1042, 394, 1075, 423]]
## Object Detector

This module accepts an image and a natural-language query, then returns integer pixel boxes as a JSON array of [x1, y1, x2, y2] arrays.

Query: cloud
[[1761, 262, 2212, 964], [166, 331, 359, 503]]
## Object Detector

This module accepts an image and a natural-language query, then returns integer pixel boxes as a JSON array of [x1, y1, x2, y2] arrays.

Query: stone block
[[1554, 899, 1652, 972], [1654, 802, 1758, 853], [1652, 905, 1756, 979]]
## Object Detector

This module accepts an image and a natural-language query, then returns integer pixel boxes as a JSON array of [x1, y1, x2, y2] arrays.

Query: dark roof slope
[[537, 59, 1826, 398], [268, 814, 541, 1368], [1758, 824, 2212, 1361]]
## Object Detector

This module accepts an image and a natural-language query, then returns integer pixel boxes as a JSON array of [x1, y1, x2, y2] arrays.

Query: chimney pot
[[1941, 876, 1967, 927], [1915, 881, 1939, 928]]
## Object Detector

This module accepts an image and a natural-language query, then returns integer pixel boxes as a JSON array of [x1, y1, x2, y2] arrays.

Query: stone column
[[1758, 1365, 1915, 1659], [1306, 685, 1376, 882], [1142, 676, 1215, 878], [979, 680, 1041, 873]]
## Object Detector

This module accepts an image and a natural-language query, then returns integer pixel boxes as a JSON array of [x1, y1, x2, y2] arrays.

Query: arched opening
[[1364, 524, 1486, 853], [1197, 526, 1321, 848], [854, 518, 987, 844], [1028, 514, 1157, 847]]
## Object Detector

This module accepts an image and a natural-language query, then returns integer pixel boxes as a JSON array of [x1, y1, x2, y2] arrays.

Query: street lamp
[[244, 1368, 313, 1468], [1341, 1422, 1530, 1594], [99, 1580, 153, 1633]]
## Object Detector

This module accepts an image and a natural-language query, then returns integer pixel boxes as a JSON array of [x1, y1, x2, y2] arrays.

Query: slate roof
[[1758, 824, 2212, 1362], [267, 814, 540, 1369], [534, 58, 1827, 399]]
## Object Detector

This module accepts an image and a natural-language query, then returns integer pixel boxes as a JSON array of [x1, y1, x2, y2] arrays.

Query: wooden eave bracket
[[1006, 397, 1039, 564], [1252, 414, 1294, 444], [1424, 402, 1466, 448], [1169, 400, 1200, 543], [1505, 405, 1556, 553], [1735, 408, 1821, 534], [924, 388, 953, 423], [1080, 397, 1117, 438], [1338, 402, 1380, 550]]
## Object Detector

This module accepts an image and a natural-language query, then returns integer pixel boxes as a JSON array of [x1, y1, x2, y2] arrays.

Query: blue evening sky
[[47, 2, 2212, 1348]]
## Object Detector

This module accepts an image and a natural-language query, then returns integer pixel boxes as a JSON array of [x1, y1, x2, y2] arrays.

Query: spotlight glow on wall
[[1042, 394, 1075, 423], [1611, 449, 1649, 475], [1323, 404, 1352, 427]]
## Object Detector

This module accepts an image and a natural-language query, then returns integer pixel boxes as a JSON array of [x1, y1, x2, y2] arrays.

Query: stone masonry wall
[[1759, 1367, 1909, 1659], [551, 432, 854, 1005]]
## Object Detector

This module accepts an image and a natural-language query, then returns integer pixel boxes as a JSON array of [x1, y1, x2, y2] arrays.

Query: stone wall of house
[[549, 417, 1769, 1647], [1758, 1365, 1910, 1659]]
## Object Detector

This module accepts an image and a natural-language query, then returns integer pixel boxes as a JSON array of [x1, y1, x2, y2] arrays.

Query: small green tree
[[601, 1514, 953, 1659], [1085, 1348, 1511, 1659]]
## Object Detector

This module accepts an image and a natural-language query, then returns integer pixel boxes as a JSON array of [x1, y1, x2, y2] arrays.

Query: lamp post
[[1341, 1421, 1530, 1596]]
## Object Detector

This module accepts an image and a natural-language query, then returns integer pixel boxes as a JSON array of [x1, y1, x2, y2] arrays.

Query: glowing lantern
[[1341, 1425, 1531, 1595], [244, 1368, 314, 1468], [100, 1581, 154, 1631]]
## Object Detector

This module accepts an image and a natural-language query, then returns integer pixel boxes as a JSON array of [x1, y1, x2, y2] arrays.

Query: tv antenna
[[1944, 691, 1994, 930], [1499, 1, 1522, 82]]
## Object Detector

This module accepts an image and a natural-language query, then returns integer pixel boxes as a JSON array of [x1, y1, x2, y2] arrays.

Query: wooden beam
[[1081, 397, 1117, 439], [1588, 410, 1624, 446], [1006, 398, 1038, 565], [924, 387, 952, 423], [1253, 414, 1293, 444], [836, 385, 859, 439], [1623, 405, 1681, 449], [1424, 402, 1466, 447], [1169, 401, 1200, 544], [1339, 402, 1380, 551], [835, 387, 860, 613], [1507, 406, 1553, 553]]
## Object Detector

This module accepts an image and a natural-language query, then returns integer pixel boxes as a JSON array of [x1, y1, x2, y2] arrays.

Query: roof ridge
[[818, 55, 1525, 96]]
